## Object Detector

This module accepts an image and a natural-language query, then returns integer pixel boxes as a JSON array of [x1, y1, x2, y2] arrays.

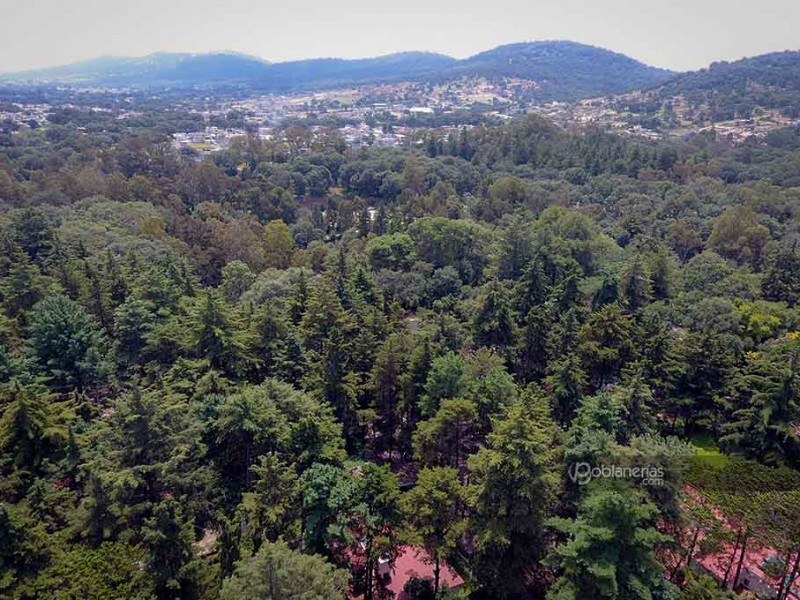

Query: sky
[[1, 0, 799, 74]]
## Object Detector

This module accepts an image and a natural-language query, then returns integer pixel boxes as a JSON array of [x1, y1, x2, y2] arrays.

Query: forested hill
[[0, 41, 675, 100], [449, 41, 674, 98], [615, 50, 800, 123]]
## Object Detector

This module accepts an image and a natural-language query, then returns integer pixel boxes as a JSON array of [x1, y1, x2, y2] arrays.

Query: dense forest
[[1, 104, 800, 600]]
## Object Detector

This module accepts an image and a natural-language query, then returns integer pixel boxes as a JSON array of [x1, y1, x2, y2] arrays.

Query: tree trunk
[[732, 531, 749, 590], [722, 529, 742, 589], [781, 550, 800, 600], [434, 552, 441, 597], [776, 550, 793, 600], [365, 538, 374, 600], [673, 526, 701, 579]]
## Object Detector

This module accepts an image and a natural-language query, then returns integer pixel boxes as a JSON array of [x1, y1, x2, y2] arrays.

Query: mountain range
[[0, 41, 676, 101]]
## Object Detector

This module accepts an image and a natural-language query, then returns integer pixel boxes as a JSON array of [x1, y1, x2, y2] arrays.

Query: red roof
[[681, 486, 800, 600], [384, 546, 464, 598]]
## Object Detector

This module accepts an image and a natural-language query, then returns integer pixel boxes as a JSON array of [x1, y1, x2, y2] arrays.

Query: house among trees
[[377, 545, 464, 599], [677, 486, 800, 600], [693, 546, 799, 600]]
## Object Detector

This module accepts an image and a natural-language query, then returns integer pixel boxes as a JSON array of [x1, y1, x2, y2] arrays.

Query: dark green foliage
[[546, 483, 678, 600], [2, 83, 800, 600], [29, 294, 111, 389]]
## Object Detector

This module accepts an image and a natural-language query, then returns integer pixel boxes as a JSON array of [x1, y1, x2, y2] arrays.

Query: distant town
[[3, 75, 797, 158]]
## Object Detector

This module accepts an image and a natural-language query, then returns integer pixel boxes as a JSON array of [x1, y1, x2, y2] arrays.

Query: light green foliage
[[365, 232, 417, 271], [30, 542, 154, 600], [263, 219, 296, 269], [402, 467, 467, 594], [220, 541, 349, 600], [708, 205, 769, 268]]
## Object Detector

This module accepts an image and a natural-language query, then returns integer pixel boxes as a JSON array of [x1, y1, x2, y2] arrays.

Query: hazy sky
[[1, 0, 798, 73]]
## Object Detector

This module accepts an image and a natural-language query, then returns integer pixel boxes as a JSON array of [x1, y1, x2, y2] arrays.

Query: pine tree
[[29, 294, 111, 390], [402, 467, 467, 596], [473, 281, 515, 350], [470, 394, 560, 595], [142, 499, 197, 599], [0, 382, 59, 470], [546, 483, 678, 600], [185, 291, 252, 377], [721, 340, 800, 466]]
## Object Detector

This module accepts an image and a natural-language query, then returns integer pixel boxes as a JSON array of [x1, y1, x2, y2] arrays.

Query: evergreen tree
[[402, 467, 466, 596], [473, 281, 515, 350], [546, 483, 678, 600], [0, 382, 60, 471], [185, 291, 252, 377], [220, 540, 349, 600], [413, 398, 478, 473], [28, 294, 111, 390], [142, 499, 197, 600], [470, 394, 561, 595], [721, 340, 800, 466]]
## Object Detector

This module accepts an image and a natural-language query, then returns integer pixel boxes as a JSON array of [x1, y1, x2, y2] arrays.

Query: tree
[[708, 205, 769, 269], [614, 368, 656, 440], [300, 282, 358, 446], [365, 233, 416, 271], [402, 467, 467, 596], [220, 260, 256, 302], [263, 219, 296, 269], [300, 463, 353, 556], [220, 541, 349, 600], [518, 307, 549, 382], [28, 542, 153, 600], [349, 464, 402, 600], [0, 382, 61, 471], [721, 339, 800, 466], [469, 394, 560, 595], [0, 258, 48, 322], [214, 380, 344, 490], [28, 294, 111, 390], [578, 303, 636, 389], [762, 245, 800, 307], [113, 297, 155, 367], [464, 348, 518, 430], [185, 291, 253, 377], [371, 332, 413, 457], [421, 352, 466, 416], [413, 398, 478, 473], [237, 454, 300, 554], [473, 281, 515, 350], [142, 499, 197, 600], [546, 354, 587, 428], [545, 483, 678, 600], [620, 256, 653, 311]]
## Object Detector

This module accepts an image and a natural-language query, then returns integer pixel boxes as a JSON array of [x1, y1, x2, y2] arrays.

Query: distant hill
[[0, 41, 676, 101], [8, 53, 274, 85], [451, 41, 674, 100], [617, 51, 800, 122]]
